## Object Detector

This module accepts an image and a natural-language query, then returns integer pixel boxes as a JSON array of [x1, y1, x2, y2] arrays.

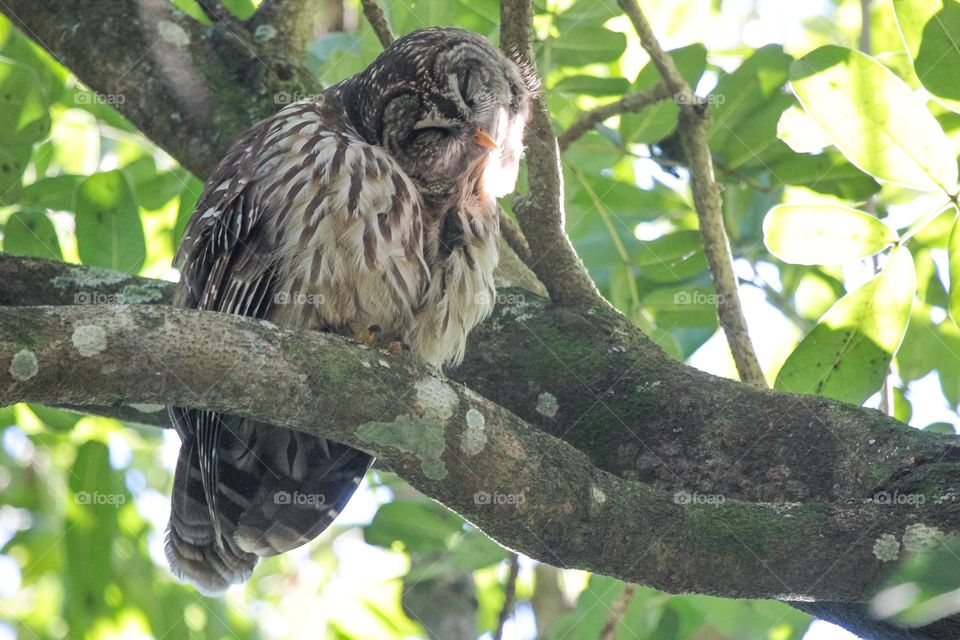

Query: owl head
[[345, 27, 536, 202]]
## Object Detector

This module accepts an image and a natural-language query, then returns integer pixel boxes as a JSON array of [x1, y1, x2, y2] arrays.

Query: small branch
[[494, 554, 521, 640], [599, 584, 637, 640], [361, 0, 395, 48], [500, 0, 604, 308], [558, 82, 672, 151], [616, 0, 765, 387], [498, 206, 533, 265]]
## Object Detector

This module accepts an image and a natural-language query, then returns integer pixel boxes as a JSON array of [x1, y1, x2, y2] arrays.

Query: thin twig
[[499, 206, 533, 264], [599, 583, 636, 640], [558, 82, 672, 151], [500, 0, 603, 308], [361, 0, 395, 48], [617, 0, 766, 387], [494, 554, 521, 640]]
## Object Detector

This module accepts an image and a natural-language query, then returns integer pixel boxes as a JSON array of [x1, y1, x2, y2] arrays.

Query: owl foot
[[354, 325, 412, 360]]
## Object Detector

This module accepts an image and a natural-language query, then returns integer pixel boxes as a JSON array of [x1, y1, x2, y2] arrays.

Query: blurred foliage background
[[3, 0, 960, 638]]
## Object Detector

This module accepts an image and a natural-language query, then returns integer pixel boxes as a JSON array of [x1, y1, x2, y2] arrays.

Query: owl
[[165, 27, 533, 593]]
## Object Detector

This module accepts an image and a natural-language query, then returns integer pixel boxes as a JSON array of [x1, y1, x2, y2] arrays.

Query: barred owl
[[166, 27, 533, 593]]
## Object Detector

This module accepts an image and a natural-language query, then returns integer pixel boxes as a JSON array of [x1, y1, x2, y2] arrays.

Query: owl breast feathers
[[165, 27, 533, 593]]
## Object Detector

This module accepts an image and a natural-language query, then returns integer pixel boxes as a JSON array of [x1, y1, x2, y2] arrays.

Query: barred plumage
[[165, 27, 533, 593]]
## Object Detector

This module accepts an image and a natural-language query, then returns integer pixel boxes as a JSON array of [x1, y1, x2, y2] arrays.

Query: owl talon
[[386, 341, 412, 359], [355, 325, 385, 346]]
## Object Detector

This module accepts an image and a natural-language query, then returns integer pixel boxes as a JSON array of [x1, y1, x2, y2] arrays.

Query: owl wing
[[166, 100, 429, 594]]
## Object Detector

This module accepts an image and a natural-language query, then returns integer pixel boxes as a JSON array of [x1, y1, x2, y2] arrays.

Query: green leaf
[[0, 143, 31, 205], [775, 246, 916, 404], [74, 170, 146, 273], [20, 174, 84, 210], [708, 45, 793, 154], [0, 57, 50, 147], [550, 27, 626, 68], [364, 501, 463, 554], [621, 44, 707, 144], [893, 0, 960, 112], [553, 75, 630, 97], [765, 150, 881, 200], [948, 210, 960, 326], [633, 230, 708, 282], [790, 45, 957, 192], [763, 204, 898, 265], [2, 207, 62, 260]]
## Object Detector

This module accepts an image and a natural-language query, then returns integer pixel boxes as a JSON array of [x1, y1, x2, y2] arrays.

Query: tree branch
[[360, 0, 395, 48], [557, 82, 672, 151], [499, 0, 604, 308], [2, 302, 958, 602], [616, 0, 765, 387]]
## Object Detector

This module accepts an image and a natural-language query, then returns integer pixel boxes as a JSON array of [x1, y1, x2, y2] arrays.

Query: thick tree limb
[[4, 254, 959, 509], [3, 302, 959, 602], [557, 82, 672, 151], [617, 0, 765, 387], [0, 0, 322, 178], [499, 0, 604, 308]]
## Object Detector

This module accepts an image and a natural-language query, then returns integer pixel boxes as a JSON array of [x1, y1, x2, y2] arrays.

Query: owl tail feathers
[[165, 440, 257, 595], [165, 417, 374, 593]]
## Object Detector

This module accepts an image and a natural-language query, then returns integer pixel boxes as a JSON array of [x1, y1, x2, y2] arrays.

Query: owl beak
[[473, 128, 499, 150]]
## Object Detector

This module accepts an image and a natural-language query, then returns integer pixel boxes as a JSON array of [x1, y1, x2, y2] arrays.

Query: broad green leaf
[[364, 501, 463, 554], [550, 27, 626, 68], [75, 170, 146, 273], [763, 204, 898, 265], [893, 0, 960, 112], [0, 57, 50, 147], [553, 75, 630, 97], [0, 143, 30, 205], [948, 210, 960, 325], [20, 174, 84, 210], [2, 207, 62, 260], [775, 246, 915, 404], [790, 45, 957, 192], [709, 45, 793, 153], [765, 150, 881, 200], [621, 44, 707, 144], [633, 230, 708, 282]]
